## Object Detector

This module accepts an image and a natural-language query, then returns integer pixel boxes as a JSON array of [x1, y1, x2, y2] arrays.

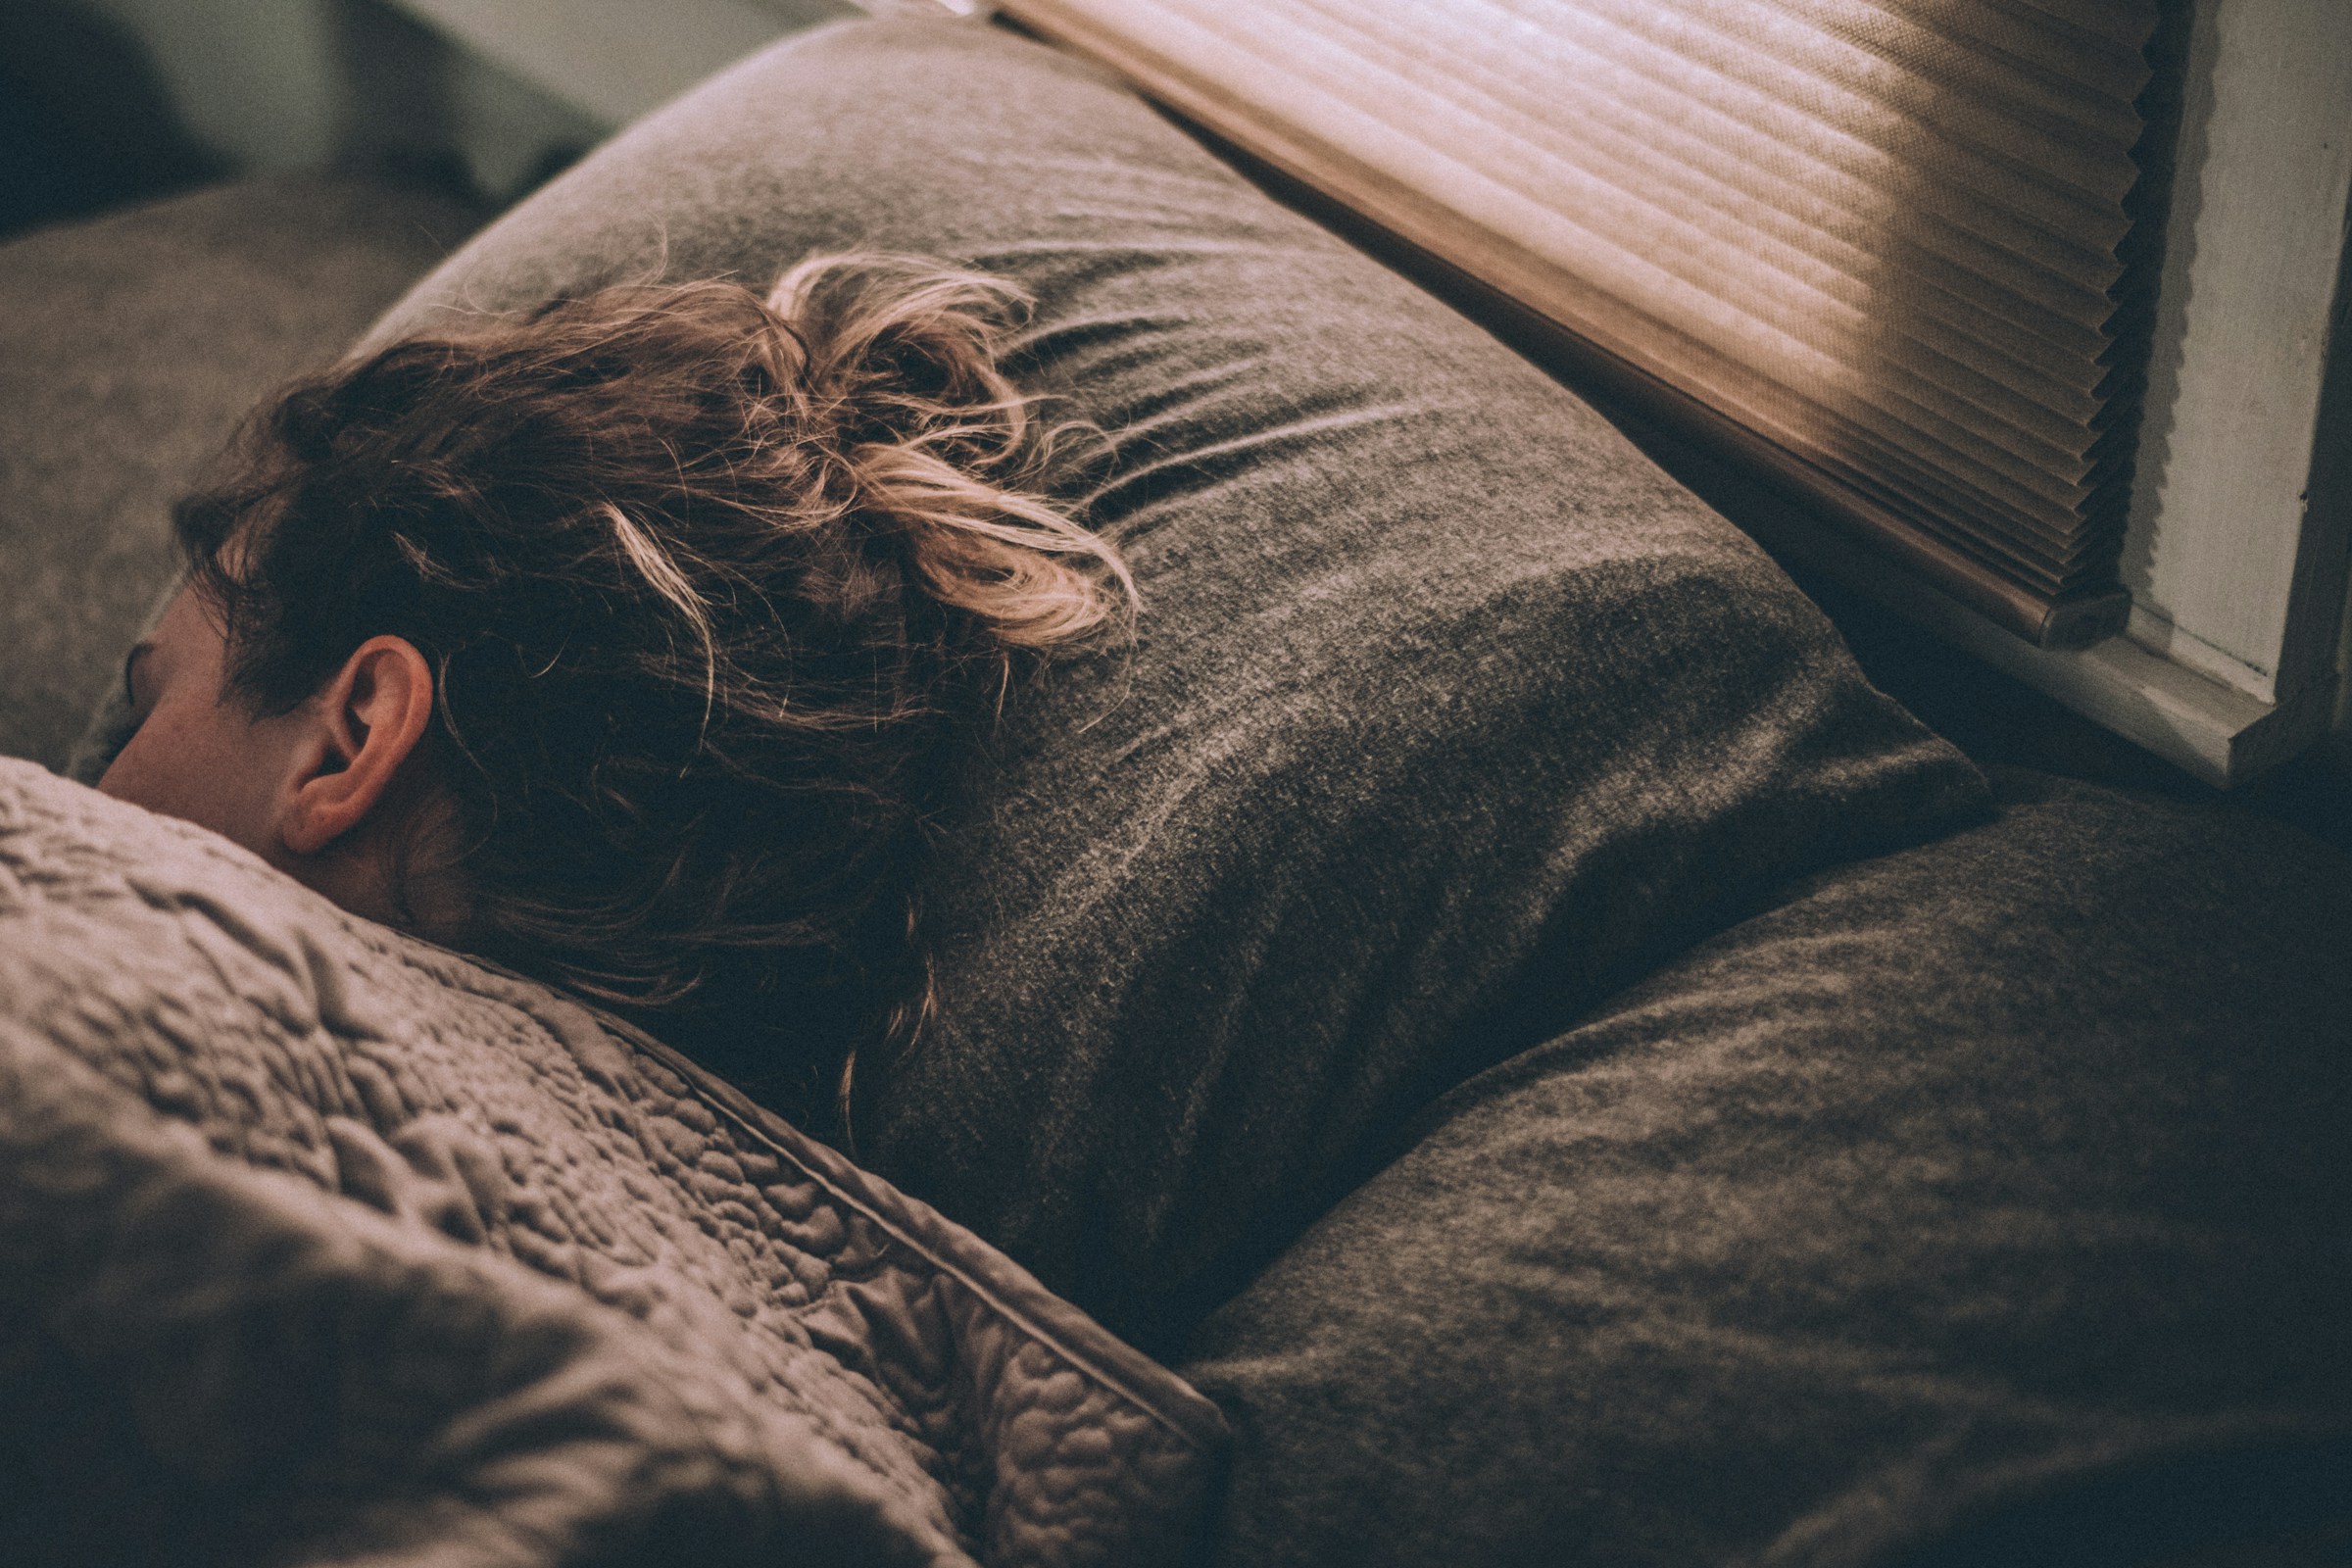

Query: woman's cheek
[[98, 693, 286, 861]]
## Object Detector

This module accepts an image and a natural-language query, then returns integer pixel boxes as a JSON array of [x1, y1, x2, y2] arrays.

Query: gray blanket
[[0, 759, 1224, 1567], [1179, 766, 2352, 1566]]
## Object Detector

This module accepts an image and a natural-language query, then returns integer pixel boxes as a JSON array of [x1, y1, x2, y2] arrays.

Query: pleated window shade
[[1000, 0, 2170, 646]]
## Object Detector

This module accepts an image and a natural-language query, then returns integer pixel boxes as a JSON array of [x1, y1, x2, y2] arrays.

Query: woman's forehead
[[138, 585, 230, 675]]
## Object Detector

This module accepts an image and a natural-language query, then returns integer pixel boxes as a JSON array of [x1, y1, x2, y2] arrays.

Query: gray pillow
[[1178, 768, 2352, 1566], [0, 174, 484, 774], [166, 17, 1987, 1350]]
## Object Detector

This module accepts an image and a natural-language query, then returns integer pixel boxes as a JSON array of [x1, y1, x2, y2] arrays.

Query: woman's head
[[100, 256, 1132, 1124]]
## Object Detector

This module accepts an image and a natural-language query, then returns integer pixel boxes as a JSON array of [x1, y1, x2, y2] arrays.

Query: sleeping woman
[[96, 255, 1136, 1133]]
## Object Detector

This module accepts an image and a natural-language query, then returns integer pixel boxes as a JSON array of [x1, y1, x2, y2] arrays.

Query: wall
[[379, 0, 857, 127], [67, 0, 612, 201]]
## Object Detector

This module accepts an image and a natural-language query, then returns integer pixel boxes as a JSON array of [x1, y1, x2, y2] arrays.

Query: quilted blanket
[[0, 758, 1225, 1567]]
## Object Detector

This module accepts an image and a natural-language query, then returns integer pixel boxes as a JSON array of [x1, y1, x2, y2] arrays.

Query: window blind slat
[[1970, 0, 2157, 60], [1583, 307, 2099, 539], [1197, 0, 2133, 481], [1428, 0, 2137, 259], [1420, 4, 2133, 331], [1002, 0, 2168, 639], [1740, 0, 2146, 145], [1466, 0, 2140, 230], [1261, 0, 2127, 338], [1281, 29, 2113, 465], [1296, 0, 2121, 414]]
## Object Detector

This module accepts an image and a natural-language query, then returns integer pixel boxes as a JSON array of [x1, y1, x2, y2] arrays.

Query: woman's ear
[[277, 636, 436, 857]]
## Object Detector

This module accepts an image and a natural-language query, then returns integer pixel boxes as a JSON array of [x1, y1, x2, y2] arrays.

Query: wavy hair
[[174, 255, 1134, 1130]]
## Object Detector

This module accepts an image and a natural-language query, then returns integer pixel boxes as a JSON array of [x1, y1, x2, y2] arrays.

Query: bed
[[2, 15, 2346, 1567]]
